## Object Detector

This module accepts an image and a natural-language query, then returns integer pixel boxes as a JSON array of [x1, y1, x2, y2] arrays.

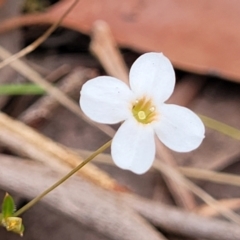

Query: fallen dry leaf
[[1, 0, 240, 82], [43, 0, 240, 82], [0, 0, 4, 7]]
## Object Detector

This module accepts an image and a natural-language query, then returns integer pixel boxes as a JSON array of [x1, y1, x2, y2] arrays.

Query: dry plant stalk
[[0, 0, 115, 138], [156, 75, 205, 210], [155, 140, 196, 209], [0, 0, 79, 70], [166, 75, 206, 106], [1, 155, 240, 240], [90, 20, 129, 84], [0, 111, 124, 191], [179, 167, 240, 187], [196, 198, 240, 217], [19, 67, 93, 126], [78, 149, 240, 189], [79, 146, 240, 219], [0, 45, 115, 137], [79, 146, 240, 220], [0, 155, 166, 240], [154, 146, 240, 225], [43, 64, 71, 83], [0, 1, 238, 231], [123, 194, 240, 240]]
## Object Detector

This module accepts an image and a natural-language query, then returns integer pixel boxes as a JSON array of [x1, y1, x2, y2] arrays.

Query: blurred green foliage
[[23, 0, 50, 13], [0, 194, 24, 236]]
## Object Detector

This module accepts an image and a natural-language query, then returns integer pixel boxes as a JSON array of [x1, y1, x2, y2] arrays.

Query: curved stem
[[0, 0, 80, 70], [14, 140, 112, 217]]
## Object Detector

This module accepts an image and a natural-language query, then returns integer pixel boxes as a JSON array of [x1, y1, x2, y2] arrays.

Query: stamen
[[149, 106, 155, 112], [132, 97, 157, 124], [138, 111, 146, 120]]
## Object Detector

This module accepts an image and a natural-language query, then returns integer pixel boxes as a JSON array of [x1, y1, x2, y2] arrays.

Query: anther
[[138, 111, 146, 120], [149, 106, 155, 112]]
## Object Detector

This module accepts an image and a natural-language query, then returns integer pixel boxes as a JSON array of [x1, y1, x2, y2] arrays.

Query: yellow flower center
[[5, 217, 22, 231], [132, 98, 157, 124]]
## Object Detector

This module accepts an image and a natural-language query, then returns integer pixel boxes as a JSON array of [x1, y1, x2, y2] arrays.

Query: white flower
[[80, 52, 205, 174]]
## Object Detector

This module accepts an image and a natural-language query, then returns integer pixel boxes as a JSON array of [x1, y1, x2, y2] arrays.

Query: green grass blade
[[199, 114, 240, 140], [0, 84, 45, 95]]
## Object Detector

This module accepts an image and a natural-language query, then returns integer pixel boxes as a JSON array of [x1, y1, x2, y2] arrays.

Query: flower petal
[[111, 118, 155, 174], [129, 52, 175, 103], [154, 104, 205, 152], [80, 76, 133, 124]]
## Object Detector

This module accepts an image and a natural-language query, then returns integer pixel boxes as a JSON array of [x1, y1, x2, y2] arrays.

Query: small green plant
[[0, 193, 24, 236], [23, 0, 50, 13]]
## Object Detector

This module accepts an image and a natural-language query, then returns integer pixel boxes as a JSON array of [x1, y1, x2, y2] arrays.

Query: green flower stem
[[14, 140, 112, 217], [0, 84, 45, 95], [199, 114, 240, 140]]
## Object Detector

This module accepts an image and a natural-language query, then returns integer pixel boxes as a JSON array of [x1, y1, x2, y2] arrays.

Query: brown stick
[[0, 0, 79, 70], [154, 155, 240, 225], [0, 13, 67, 35], [0, 45, 115, 137], [179, 167, 240, 187], [123, 194, 240, 240], [19, 67, 95, 127], [0, 111, 123, 191], [167, 75, 206, 106], [0, 154, 166, 240], [78, 147, 240, 224], [160, 74, 206, 208], [155, 140, 196, 209], [1, 154, 240, 240], [90, 20, 129, 84], [196, 198, 240, 217]]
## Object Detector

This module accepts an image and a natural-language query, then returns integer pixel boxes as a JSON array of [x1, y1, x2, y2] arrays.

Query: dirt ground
[[1, 1, 240, 240]]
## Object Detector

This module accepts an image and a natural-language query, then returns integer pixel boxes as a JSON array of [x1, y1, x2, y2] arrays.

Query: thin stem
[[14, 140, 112, 217], [0, 0, 80, 70], [0, 84, 45, 95]]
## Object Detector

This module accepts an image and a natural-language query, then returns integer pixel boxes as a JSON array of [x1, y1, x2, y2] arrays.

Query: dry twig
[[1, 155, 240, 240], [154, 149, 240, 225], [0, 45, 115, 137], [0, 111, 122, 191], [77, 148, 240, 188], [0, 155, 166, 240], [0, 0, 79, 70], [155, 140, 196, 209], [123, 194, 240, 240], [196, 198, 240, 217], [179, 167, 240, 187], [90, 21, 129, 84], [76, 143, 240, 224], [19, 67, 95, 127]]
